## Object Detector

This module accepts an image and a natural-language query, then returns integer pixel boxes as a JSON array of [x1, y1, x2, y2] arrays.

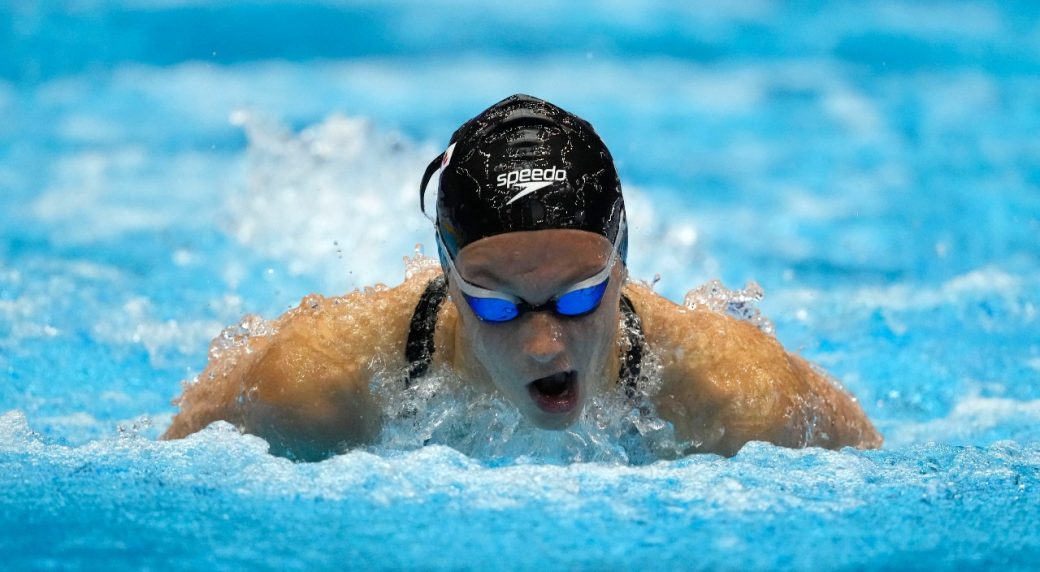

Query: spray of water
[[684, 278, 775, 335], [368, 314, 686, 465]]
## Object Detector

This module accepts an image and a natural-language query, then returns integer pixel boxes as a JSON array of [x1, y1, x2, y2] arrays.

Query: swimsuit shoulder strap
[[618, 293, 645, 398], [404, 275, 448, 388]]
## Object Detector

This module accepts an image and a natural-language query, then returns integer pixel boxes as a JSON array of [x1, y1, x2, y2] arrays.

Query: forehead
[[455, 229, 612, 286]]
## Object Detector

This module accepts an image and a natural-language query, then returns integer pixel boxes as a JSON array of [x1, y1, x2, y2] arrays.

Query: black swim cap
[[420, 94, 627, 264]]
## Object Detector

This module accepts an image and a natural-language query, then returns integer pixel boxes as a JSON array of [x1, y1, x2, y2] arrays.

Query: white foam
[[622, 186, 704, 292], [30, 147, 237, 244], [91, 296, 228, 365], [0, 410, 46, 454], [4, 404, 1038, 531], [367, 343, 681, 465], [885, 395, 1040, 448], [773, 266, 1030, 315], [227, 111, 438, 291], [0, 288, 66, 344], [31, 149, 164, 240]]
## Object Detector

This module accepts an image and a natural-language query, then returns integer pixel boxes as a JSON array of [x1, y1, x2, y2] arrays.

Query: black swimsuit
[[404, 275, 645, 397]]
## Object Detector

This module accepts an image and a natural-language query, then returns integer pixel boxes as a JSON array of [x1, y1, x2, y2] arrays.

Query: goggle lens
[[463, 278, 609, 322], [463, 295, 521, 323], [555, 279, 609, 316]]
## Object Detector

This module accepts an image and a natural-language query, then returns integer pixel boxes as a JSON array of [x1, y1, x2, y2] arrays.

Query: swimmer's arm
[[628, 285, 882, 456], [161, 297, 381, 460], [162, 269, 438, 460], [727, 348, 884, 453]]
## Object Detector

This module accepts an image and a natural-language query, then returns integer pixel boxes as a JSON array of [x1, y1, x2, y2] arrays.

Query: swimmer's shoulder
[[622, 280, 788, 377], [283, 263, 446, 372], [164, 264, 447, 449], [622, 281, 881, 453], [622, 281, 813, 453]]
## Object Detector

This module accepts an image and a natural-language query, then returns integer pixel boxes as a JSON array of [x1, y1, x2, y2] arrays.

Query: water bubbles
[[301, 293, 324, 311], [0, 410, 44, 452], [209, 313, 275, 362], [226, 111, 438, 291], [631, 407, 667, 436], [404, 246, 439, 280], [370, 342, 686, 465], [362, 284, 389, 295], [116, 416, 153, 439], [684, 279, 775, 335]]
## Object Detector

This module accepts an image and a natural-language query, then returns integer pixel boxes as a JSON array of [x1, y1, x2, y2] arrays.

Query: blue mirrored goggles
[[438, 223, 625, 323]]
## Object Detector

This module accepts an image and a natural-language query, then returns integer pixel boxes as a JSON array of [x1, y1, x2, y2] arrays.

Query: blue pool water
[[2, 1, 1039, 569]]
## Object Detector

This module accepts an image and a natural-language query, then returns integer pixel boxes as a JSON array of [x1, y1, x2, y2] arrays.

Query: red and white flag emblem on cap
[[441, 143, 456, 168]]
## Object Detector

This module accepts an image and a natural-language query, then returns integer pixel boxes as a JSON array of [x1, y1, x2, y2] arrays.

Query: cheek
[[572, 284, 624, 365], [583, 308, 618, 358], [460, 311, 524, 377], [478, 327, 514, 364]]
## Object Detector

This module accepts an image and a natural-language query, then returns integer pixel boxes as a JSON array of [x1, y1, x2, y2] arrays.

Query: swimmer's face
[[450, 229, 623, 429]]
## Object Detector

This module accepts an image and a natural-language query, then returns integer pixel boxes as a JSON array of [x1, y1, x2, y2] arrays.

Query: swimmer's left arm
[[627, 284, 882, 456]]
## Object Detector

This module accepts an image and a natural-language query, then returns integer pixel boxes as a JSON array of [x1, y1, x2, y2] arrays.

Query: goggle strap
[[418, 151, 445, 224]]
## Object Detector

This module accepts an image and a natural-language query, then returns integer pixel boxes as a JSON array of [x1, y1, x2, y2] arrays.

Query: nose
[[522, 312, 565, 364]]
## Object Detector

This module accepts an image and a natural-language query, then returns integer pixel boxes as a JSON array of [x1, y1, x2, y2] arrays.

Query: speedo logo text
[[497, 167, 568, 205]]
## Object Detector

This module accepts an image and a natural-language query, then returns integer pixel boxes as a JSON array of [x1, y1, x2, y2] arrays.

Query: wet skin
[[448, 229, 623, 430], [163, 229, 882, 460]]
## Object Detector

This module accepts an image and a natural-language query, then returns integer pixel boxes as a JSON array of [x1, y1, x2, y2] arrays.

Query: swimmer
[[162, 94, 882, 460]]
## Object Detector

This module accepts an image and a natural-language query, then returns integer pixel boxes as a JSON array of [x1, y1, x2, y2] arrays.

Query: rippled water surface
[[2, 1, 1039, 570]]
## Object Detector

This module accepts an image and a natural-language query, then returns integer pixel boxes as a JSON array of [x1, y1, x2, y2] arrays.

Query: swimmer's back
[[162, 265, 446, 460]]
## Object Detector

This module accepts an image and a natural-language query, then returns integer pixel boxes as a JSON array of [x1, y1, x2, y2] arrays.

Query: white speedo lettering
[[497, 167, 568, 205], [496, 167, 568, 188]]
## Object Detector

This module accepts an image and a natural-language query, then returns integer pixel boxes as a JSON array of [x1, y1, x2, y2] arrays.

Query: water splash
[[684, 278, 775, 335], [185, 313, 277, 389], [403, 247, 440, 280], [370, 368, 688, 465], [365, 302, 682, 465], [226, 110, 438, 291]]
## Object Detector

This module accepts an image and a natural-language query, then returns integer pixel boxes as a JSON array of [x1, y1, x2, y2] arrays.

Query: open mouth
[[527, 370, 580, 414]]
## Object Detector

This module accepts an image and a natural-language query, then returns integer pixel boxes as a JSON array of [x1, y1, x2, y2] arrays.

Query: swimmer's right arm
[[628, 282, 882, 456], [162, 268, 439, 461]]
